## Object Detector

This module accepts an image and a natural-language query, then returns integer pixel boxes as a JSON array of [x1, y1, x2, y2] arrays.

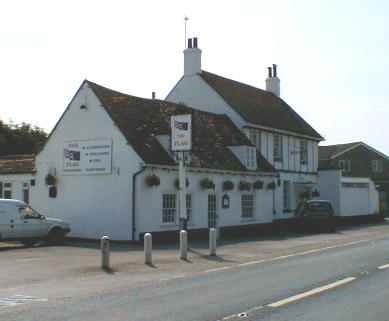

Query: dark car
[[295, 200, 336, 233]]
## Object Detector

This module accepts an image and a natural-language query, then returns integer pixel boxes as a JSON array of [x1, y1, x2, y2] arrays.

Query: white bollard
[[179, 230, 188, 260], [144, 233, 152, 265], [209, 228, 217, 256], [101, 236, 110, 270]]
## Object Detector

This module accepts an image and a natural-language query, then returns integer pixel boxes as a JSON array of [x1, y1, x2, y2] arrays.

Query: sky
[[1, 0, 388, 153]]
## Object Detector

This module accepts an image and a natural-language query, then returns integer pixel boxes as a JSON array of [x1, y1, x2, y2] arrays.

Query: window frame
[[300, 140, 308, 165], [162, 193, 177, 224], [338, 160, 351, 172], [283, 180, 291, 211], [2, 182, 12, 199], [372, 159, 383, 173], [273, 134, 283, 163], [241, 194, 255, 219]]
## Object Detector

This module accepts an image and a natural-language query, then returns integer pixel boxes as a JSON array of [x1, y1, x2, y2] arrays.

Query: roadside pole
[[179, 152, 187, 231]]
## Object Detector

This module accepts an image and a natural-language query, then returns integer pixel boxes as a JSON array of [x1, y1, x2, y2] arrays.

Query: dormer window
[[245, 147, 257, 170], [300, 140, 308, 165], [273, 134, 283, 162]]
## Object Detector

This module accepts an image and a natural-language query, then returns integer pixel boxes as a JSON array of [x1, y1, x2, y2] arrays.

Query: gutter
[[132, 165, 147, 241], [146, 164, 277, 177]]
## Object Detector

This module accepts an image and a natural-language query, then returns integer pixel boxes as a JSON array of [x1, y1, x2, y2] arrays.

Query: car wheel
[[47, 228, 65, 245]]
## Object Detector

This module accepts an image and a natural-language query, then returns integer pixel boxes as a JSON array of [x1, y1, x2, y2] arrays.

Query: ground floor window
[[2, 182, 12, 199], [241, 194, 254, 218], [283, 180, 291, 211], [162, 194, 176, 224]]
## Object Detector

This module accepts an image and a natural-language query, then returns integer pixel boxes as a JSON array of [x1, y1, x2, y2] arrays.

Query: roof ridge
[[201, 70, 270, 95]]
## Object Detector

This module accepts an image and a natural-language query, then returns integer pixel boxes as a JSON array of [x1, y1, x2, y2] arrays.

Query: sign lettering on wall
[[63, 139, 112, 175], [171, 114, 192, 152]]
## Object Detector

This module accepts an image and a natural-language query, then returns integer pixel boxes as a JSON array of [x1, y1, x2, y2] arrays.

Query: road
[[1, 236, 389, 321]]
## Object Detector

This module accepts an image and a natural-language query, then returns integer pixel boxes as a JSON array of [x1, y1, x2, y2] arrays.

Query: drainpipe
[[132, 165, 146, 241]]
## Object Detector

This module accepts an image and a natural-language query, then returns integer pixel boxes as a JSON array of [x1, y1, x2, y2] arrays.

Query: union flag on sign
[[174, 120, 188, 131], [64, 149, 81, 161]]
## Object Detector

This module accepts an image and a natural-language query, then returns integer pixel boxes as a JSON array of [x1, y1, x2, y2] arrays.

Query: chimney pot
[[273, 64, 277, 78], [152, 92, 156, 99], [268, 67, 272, 78], [193, 37, 198, 48], [187, 38, 193, 49]]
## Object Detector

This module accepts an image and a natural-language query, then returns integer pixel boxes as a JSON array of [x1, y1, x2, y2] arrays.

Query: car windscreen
[[306, 202, 333, 215]]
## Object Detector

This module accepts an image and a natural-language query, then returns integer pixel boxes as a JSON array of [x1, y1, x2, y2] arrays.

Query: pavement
[[0, 221, 389, 321]]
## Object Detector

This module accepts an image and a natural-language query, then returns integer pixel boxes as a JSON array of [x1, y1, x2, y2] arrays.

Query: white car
[[0, 199, 70, 246]]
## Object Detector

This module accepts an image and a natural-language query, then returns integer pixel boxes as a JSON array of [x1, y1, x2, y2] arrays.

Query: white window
[[338, 160, 351, 172], [241, 194, 255, 218], [300, 140, 308, 165], [372, 160, 383, 173], [248, 128, 261, 151], [186, 194, 192, 222], [245, 147, 257, 169], [273, 134, 283, 162], [283, 181, 291, 211], [162, 194, 176, 224], [2, 182, 12, 199]]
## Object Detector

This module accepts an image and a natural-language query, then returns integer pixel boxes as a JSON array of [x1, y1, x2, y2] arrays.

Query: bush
[[267, 181, 276, 190], [145, 174, 160, 187], [174, 178, 190, 189], [222, 180, 234, 191], [45, 174, 57, 186], [253, 180, 264, 190], [239, 181, 252, 191], [200, 178, 215, 190]]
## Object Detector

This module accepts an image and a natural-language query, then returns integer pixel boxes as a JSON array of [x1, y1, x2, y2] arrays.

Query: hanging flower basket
[[200, 178, 215, 190], [45, 173, 57, 186], [222, 180, 234, 191], [253, 180, 264, 190], [267, 182, 276, 190], [174, 178, 190, 189], [239, 181, 252, 191], [145, 174, 160, 187]]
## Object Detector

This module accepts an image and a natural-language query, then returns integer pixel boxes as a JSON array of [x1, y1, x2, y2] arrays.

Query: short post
[[144, 233, 152, 265], [180, 230, 188, 260], [101, 236, 110, 270], [209, 228, 217, 256]]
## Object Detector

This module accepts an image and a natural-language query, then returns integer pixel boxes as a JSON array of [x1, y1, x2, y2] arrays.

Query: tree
[[0, 120, 47, 156]]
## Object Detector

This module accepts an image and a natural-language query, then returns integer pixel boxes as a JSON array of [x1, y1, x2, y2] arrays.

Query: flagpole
[[184, 16, 189, 48]]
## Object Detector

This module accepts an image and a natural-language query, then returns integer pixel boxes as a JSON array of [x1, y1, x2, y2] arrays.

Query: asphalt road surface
[[1, 237, 389, 321]]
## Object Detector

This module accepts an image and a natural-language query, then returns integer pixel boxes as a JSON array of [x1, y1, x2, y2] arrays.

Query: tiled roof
[[87, 81, 275, 173], [0, 154, 35, 174], [319, 142, 361, 160], [199, 71, 323, 140]]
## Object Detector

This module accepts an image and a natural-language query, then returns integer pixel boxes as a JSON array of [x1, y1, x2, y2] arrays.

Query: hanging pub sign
[[171, 114, 192, 152]]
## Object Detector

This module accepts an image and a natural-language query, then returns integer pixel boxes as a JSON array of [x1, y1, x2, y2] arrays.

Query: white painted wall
[[166, 75, 247, 129], [135, 168, 275, 239], [340, 177, 379, 216], [319, 170, 342, 215], [318, 170, 379, 216], [0, 173, 34, 203], [31, 82, 144, 240]]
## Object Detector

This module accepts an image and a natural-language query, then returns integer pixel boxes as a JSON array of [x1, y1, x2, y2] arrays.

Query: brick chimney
[[184, 37, 202, 76], [265, 64, 280, 97]]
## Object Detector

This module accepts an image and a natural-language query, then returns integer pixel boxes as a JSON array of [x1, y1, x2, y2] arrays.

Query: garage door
[[341, 182, 370, 216]]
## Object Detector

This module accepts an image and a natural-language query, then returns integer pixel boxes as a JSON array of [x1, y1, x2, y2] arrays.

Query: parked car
[[0, 199, 70, 246], [295, 200, 336, 233]]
